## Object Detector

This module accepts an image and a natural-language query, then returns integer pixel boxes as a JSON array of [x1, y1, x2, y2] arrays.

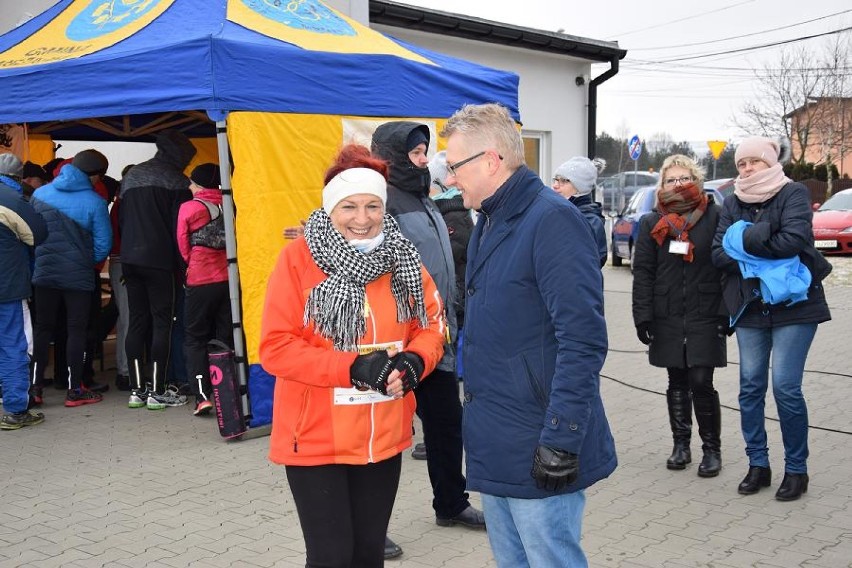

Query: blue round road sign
[[628, 135, 642, 161]]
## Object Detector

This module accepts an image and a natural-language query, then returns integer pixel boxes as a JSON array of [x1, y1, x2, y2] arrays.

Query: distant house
[[786, 97, 852, 179]]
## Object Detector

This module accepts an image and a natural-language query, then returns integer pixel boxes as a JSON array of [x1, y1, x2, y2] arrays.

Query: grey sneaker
[[147, 387, 188, 410], [1, 410, 45, 430]]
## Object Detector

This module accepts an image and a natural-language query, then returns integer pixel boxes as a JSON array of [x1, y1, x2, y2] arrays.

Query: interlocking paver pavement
[[1, 258, 850, 567]]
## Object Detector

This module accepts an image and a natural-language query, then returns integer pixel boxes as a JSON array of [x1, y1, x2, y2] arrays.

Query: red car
[[813, 188, 852, 255]]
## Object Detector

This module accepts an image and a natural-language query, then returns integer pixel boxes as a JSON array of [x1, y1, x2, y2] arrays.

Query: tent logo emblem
[[67, 0, 163, 41], [240, 0, 355, 36]]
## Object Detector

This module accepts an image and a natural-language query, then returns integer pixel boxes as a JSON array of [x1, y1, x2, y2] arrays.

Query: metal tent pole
[[215, 118, 249, 419]]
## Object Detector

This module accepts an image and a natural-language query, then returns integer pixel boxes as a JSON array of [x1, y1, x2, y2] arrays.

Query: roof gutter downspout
[[587, 54, 620, 159]]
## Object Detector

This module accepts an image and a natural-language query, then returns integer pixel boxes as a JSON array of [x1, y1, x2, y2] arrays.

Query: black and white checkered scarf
[[303, 208, 428, 352]]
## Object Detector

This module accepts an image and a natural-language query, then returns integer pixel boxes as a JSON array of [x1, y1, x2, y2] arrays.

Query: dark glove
[[718, 319, 735, 337], [349, 351, 394, 395], [531, 445, 579, 491], [392, 352, 425, 395], [636, 322, 654, 345]]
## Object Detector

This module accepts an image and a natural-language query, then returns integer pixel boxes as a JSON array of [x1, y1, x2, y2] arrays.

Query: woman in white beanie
[[552, 157, 608, 267], [260, 144, 445, 566], [711, 137, 831, 502]]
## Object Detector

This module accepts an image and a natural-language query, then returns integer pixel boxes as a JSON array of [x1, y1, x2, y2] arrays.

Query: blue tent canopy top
[[0, 0, 520, 127]]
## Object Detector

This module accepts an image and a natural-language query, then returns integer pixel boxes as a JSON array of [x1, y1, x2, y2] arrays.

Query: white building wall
[[371, 25, 592, 179]]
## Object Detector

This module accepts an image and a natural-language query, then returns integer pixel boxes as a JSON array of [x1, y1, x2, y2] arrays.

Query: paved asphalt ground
[[1, 258, 850, 567]]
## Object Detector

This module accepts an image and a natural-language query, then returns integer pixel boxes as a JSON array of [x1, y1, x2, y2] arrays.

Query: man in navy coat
[[440, 104, 617, 567]]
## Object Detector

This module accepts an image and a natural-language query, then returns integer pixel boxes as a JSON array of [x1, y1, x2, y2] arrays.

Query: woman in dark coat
[[632, 154, 727, 478], [712, 137, 831, 502]]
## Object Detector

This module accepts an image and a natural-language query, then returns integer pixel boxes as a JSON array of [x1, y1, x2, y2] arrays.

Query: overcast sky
[[398, 0, 851, 149]]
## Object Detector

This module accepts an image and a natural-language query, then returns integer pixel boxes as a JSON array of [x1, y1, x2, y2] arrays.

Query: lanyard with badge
[[663, 214, 692, 255]]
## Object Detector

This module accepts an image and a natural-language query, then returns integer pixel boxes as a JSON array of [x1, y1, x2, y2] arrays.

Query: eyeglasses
[[446, 151, 486, 176], [663, 175, 695, 187], [552, 176, 569, 185], [446, 151, 503, 176]]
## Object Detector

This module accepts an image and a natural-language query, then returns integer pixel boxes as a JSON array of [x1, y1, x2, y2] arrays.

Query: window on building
[[522, 131, 547, 178]]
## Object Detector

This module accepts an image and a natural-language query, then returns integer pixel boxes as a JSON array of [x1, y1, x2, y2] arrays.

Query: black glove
[[718, 319, 735, 337], [636, 322, 654, 345], [531, 445, 579, 491], [349, 351, 394, 395], [392, 352, 425, 395]]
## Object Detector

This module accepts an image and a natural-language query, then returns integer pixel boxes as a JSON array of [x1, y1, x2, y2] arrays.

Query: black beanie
[[406, 128, 429, 152], [23, 161, 47, 180], [190, 163, 221, 188], [72, 149, 109, 176]]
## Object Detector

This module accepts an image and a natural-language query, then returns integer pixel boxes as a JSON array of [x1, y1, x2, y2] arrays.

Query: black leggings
[[667, 366, 716, 397], [32, 287, 91, 390], [285, 454, 401, 568], [183, 282, 231, 400], [123, 264, 175, 392]]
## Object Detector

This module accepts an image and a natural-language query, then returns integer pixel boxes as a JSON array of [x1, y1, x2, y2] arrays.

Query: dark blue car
[[611, 186, 723, 267]]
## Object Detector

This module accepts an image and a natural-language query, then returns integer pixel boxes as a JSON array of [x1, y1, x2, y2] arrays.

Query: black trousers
[[183, 281, 232, 400], [667, 366, 716, 397], [32, 287, 91, 390], [415, 367, 470, 518], [123, 264, 175, 393], [286, 454, 401, 568]]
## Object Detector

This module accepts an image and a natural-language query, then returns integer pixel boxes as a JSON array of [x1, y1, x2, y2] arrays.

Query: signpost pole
[[707, 140, 727, 180], [627, 134, 642, 212]]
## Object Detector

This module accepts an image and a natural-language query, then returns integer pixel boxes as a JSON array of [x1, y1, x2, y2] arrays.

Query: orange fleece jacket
[[260, 237, 446, 466]]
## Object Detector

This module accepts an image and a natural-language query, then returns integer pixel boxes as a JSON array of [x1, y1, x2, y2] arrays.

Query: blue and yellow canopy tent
[[0, 0, 519, 432]]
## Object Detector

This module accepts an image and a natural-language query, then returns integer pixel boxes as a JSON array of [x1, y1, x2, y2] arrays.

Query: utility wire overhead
[[638, 25, 852, 64], [626, 9, 852, 51], [606, 0, 755, 39]]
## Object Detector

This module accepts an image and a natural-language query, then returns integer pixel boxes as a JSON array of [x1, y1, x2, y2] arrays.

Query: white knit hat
[[553, 156, 597, 196], [322, 167, 387, 214]]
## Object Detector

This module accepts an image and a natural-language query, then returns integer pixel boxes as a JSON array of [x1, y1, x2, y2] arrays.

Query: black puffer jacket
[[433, 194, 474, 327], [711, 182, 831, 328], [633, 205, 727, 368], [372, 121, 456, 372], [119, 130, 196, 270]]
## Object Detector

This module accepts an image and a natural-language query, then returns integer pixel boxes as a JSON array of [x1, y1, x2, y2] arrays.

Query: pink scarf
[[733, 163, 791, 204]]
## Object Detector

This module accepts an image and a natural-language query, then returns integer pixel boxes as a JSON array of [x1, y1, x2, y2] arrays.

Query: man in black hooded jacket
[[119, 129, 196, 411], [372, 122, 485, 557]]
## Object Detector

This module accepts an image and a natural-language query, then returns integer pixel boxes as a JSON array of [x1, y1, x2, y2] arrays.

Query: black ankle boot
[[698, 450, 721, 478], [667, 440, 691, 470], [738, 466, 771, 495], [775, 473, 808, 501], [694, 390, 722, 478], [666, 389, 692, 470]]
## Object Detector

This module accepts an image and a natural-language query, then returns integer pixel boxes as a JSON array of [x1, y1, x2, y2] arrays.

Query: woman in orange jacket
[[260, 144, 446, 567]]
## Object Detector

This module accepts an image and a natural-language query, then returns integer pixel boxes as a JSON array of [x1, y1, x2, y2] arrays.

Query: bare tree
[[734, 46, 823, 166], [811, 34, 852, 195], [646, 132, 674, 155]]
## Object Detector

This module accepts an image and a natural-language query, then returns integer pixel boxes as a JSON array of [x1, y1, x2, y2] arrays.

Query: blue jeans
[[736, 324, 817, 474], [482, 491, 587, 568], [0, 301, 30, 414]]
